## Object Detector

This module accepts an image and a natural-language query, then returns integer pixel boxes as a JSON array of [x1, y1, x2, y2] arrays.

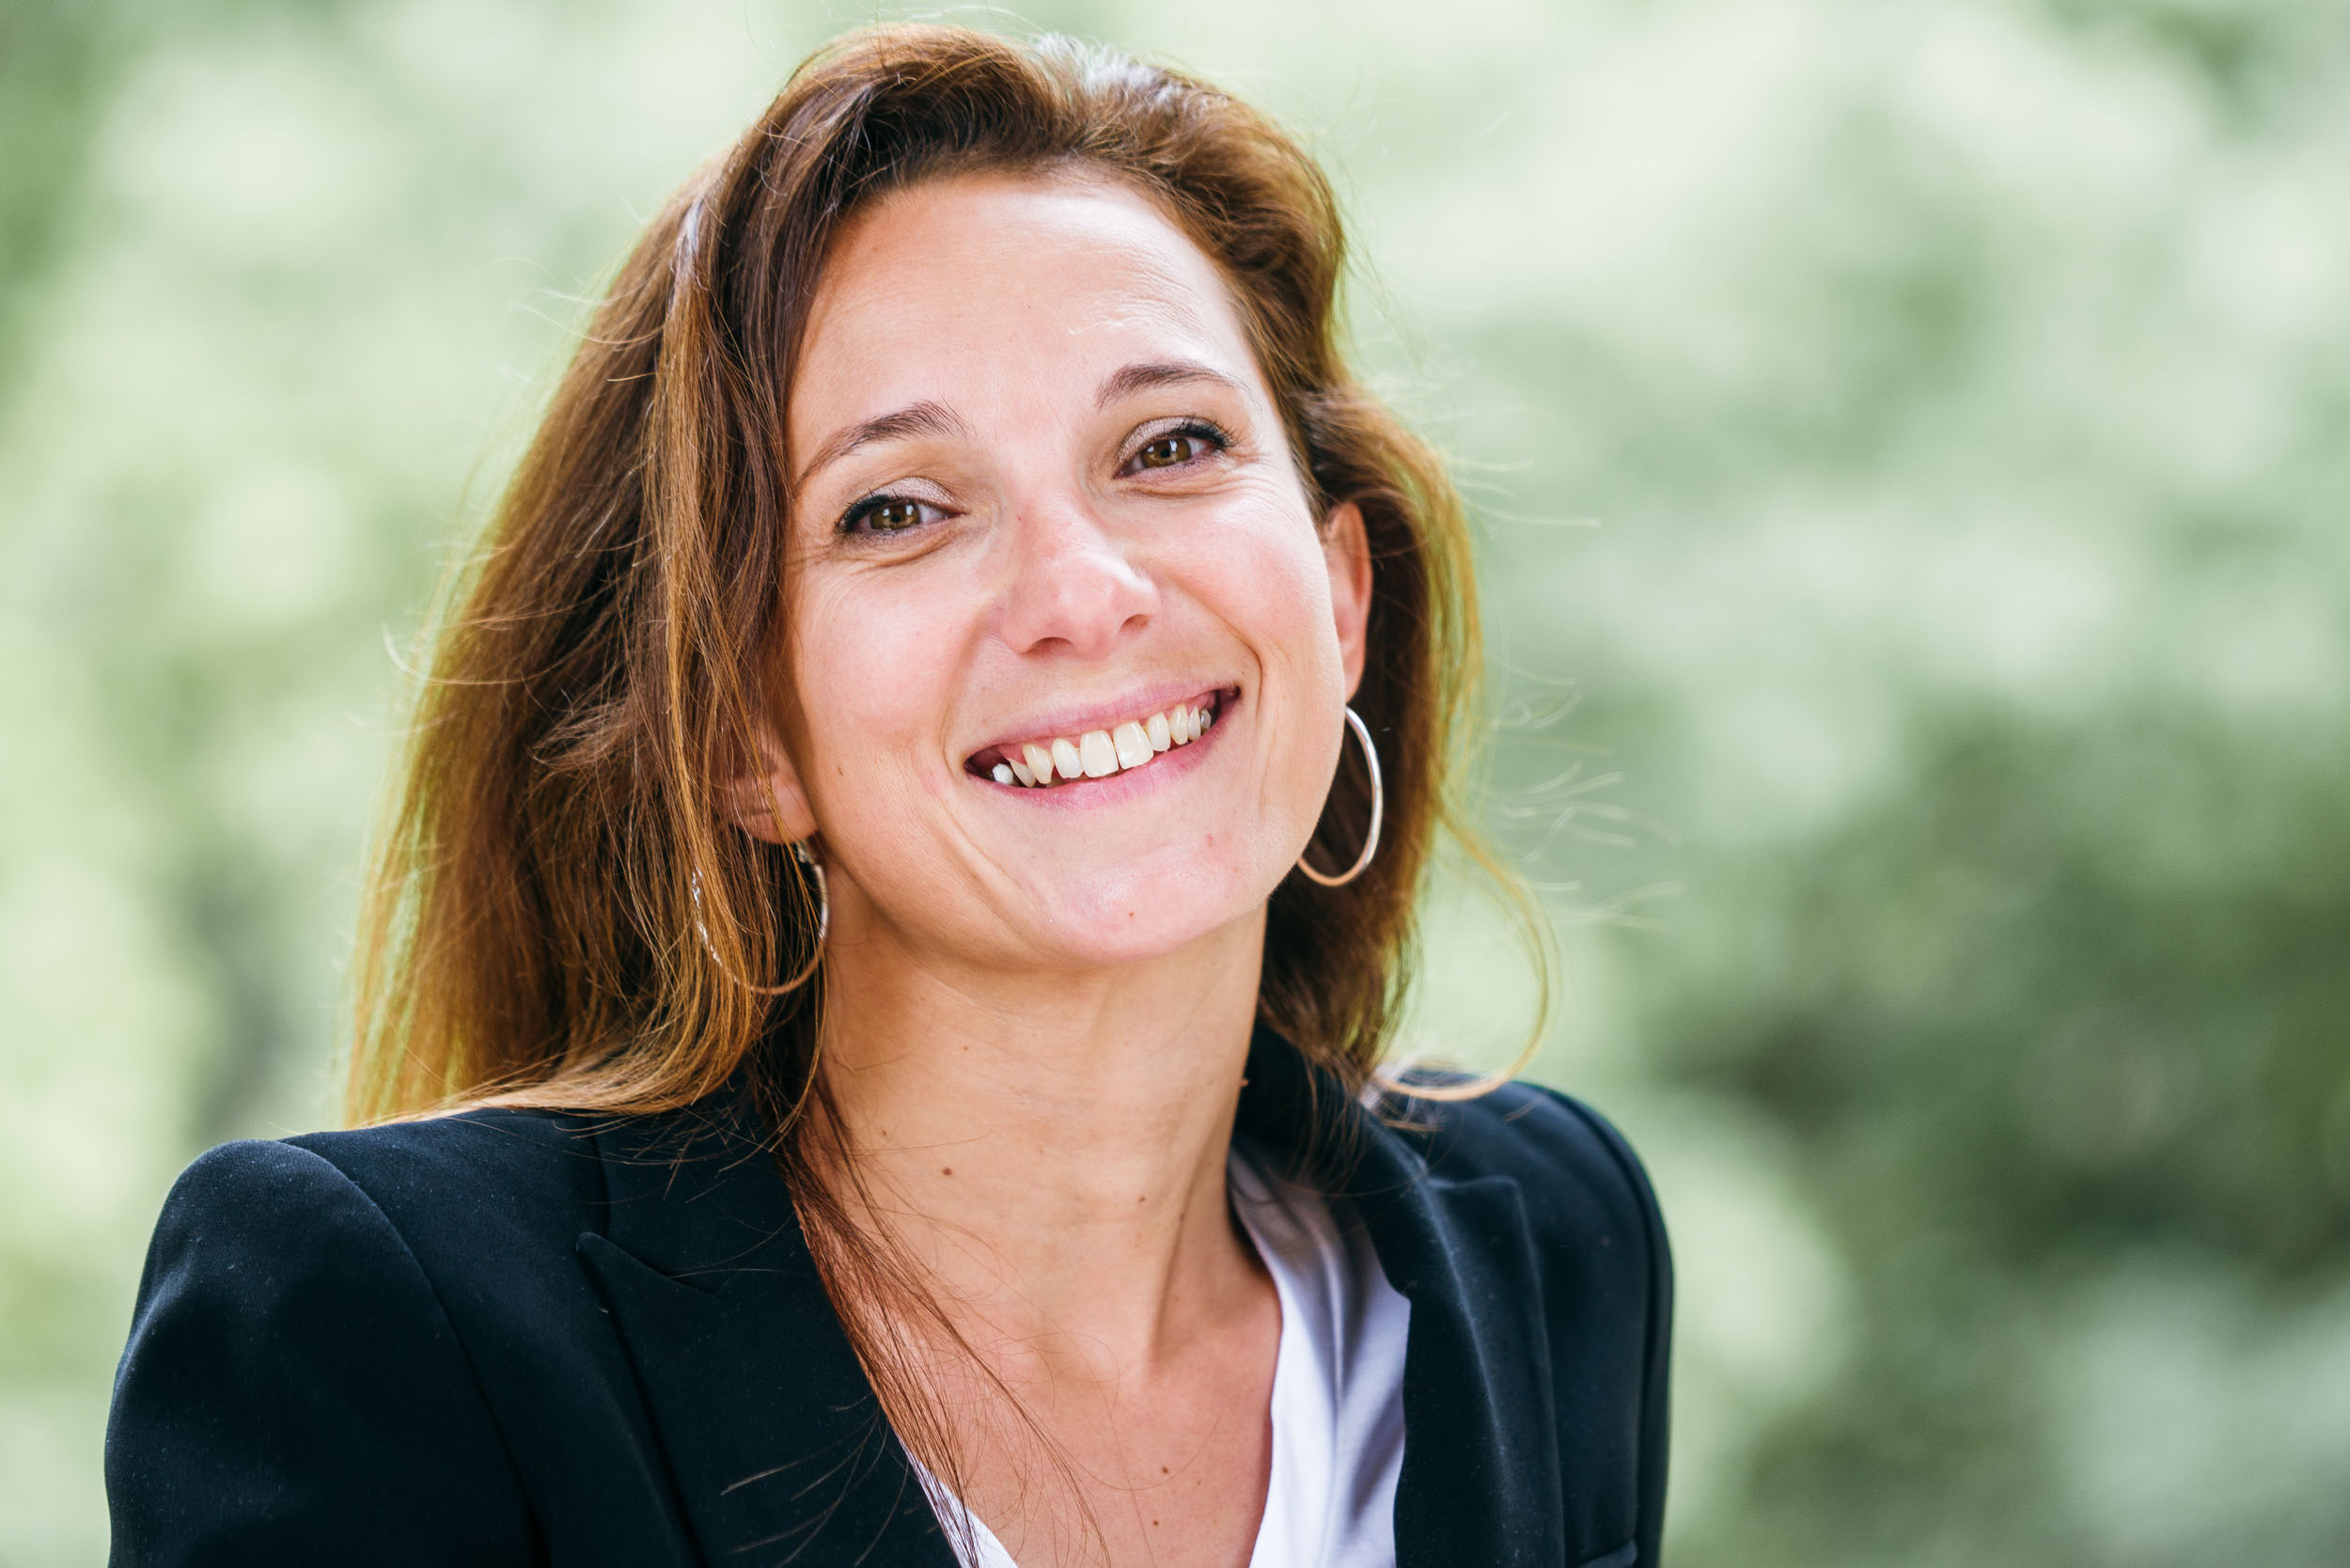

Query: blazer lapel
[[575, 1099, 957, 1568], [1239, 1031, 1566, 1568]]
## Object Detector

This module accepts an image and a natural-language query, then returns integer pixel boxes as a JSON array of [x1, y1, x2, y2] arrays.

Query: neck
[[810, 904, 1268, 1381]]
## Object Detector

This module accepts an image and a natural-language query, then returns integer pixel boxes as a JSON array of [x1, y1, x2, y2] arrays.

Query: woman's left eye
[[1122, 423, 1228, 476]]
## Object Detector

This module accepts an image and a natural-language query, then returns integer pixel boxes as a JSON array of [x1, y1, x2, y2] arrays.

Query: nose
[[995, 494, 1159, 659]]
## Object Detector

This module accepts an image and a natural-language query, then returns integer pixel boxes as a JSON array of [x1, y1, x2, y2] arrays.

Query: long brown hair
[[349, 23, 1524, 1543]]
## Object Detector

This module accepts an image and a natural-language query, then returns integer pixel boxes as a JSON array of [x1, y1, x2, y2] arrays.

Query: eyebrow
[[795, 400, 966, 490], [1096, 359, 1248, 407]]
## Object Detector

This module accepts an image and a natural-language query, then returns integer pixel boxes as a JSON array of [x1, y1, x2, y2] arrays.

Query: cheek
[[1171, 494, 1350, 867], [1184, 493, 1342, 695], [786, 570, 963, 796]]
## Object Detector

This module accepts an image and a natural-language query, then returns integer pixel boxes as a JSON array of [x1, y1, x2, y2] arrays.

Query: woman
[[105, 25, 1669, 1568]]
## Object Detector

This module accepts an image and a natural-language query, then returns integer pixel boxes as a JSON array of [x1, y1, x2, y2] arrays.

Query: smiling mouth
[[965, 689, 1232, 790]]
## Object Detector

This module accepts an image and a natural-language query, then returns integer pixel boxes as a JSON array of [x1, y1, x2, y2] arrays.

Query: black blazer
[[106, 1031, 1671, 1567]]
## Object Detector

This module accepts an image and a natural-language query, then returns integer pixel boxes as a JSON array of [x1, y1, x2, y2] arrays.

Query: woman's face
[[747, 172, 1369, 977]]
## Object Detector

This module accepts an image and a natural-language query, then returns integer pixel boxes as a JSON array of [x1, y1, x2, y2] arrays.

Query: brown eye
[[1124, 420, 1229, 476], [1136, 434, 1198, 469], [841, 494, 940, 535]]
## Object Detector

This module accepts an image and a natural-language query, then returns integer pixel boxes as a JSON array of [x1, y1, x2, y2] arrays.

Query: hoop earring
[[690, 841, 828, 995], [1296, 705, 1383, 888]]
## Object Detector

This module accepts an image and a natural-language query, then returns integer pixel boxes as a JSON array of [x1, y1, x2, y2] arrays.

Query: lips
[[965, 689, 1230, 789]]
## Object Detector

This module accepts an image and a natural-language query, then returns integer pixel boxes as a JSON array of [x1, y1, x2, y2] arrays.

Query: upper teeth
[[984, 700, 1215, 788]]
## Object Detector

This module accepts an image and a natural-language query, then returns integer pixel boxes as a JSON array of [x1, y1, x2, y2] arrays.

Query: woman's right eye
[[840, 494, 943, 535]]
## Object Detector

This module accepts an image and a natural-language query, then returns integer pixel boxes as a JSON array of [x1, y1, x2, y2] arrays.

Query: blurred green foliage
[[2, 1, 2344, 1563]]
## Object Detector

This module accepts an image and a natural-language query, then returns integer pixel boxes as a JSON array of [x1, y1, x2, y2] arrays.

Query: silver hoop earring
[[1296, 705, 1383, 888], [690, 841, 828, 995]]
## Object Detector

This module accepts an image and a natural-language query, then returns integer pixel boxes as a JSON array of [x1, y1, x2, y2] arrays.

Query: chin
[[1009, 868, 1266, 969]]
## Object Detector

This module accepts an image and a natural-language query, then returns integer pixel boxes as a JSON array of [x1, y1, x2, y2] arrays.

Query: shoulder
[[1379, 1077, 1668, 1274], [125, 1128, 539, 1379], [1376, 1077, 1674, 1558], [111, 1129, 550, 1562], [287, 1106, 612, 1241], [125, 1106, 618, 1409], [1372, 1072, 1673, 1344], [149, 1107, 609, 1292], [167, 1105, 596, 1213], [123, 1107, 629, 1432]]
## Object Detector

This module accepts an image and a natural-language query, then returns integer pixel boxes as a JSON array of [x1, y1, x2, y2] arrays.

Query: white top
[[911, 1137, 1412, 1567]]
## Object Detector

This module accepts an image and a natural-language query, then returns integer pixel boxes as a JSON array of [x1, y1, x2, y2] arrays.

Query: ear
[[718, 727, 820, 847], [1323, 500, 1373, 700]]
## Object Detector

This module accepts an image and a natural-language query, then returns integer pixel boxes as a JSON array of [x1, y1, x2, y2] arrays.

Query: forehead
[[789, 172, 1261, 444]]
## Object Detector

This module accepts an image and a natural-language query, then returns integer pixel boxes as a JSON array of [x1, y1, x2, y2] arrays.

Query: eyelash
[[1123, 419, 1233, 475], [832, 418, 1235, 537], [838, 493, 947, 536]]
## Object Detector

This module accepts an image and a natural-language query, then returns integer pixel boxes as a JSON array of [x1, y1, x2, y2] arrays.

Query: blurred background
[[3, 0, 2345, 1561]]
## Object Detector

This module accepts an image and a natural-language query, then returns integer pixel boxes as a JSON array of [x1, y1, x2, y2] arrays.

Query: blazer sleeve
[[106, 1138, 538, 1567]]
